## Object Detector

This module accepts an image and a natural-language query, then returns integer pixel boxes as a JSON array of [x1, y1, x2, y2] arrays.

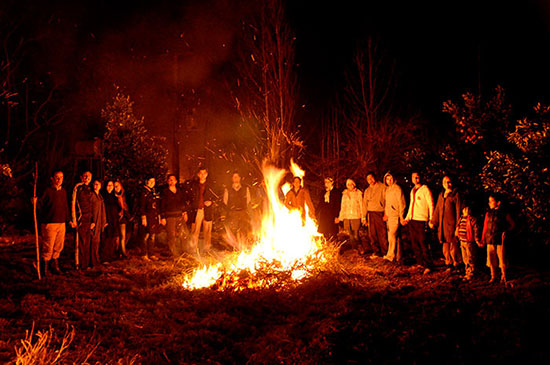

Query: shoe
[[142, 255, 151, 261], [149, 255, 158, 261], [423, 268, 431, 275], [488, 277, 496, 283], [369, 253, 380, 259], [444, 267, 452, 274], [383, 256, 393, 262]]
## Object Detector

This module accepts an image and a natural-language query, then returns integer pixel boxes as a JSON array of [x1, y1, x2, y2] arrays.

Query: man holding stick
[[33, 170, 70, 276]]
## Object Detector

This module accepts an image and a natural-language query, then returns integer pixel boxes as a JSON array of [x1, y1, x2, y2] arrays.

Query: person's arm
[[362, 189, 369, 220], [404, 190, 413, 222], [430, 194, 440, 228], [223, 188, 229, 207], [246, 187, 251, 207], [426, 187, 434, 222], [304, 189, 315, 218], [398, 188, 406, 221], [71, 184, 81, 226]]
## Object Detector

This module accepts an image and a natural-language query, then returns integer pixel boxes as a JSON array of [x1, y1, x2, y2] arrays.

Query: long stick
[[32, 162, 41, 280]]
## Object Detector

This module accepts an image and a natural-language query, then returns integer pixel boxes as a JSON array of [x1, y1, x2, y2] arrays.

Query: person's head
[[145, 177, 155, 189], [346, 178, 356, 190], [442, 175, 453, 192], [366, 171, 376, 186], [105, 180, 114, 194], [167, 174, 178, 187], [197, 167, 208, 182], [93, 180, 102, 193], [51, 170, 63, 188], [292, 176, 302, 190], [384, 172, 394, 187], [324, 177, 334, 190], [411, 172, 421, 186], [81, 171, 92, 185], [462, 205, 471, 217], [114, 181, 124, 194], [231, 171, 242, 185], [488, 194, 501, 210]]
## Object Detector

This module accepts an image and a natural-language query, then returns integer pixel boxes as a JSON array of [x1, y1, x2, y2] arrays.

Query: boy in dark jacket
[[137, 177, 160, 260]]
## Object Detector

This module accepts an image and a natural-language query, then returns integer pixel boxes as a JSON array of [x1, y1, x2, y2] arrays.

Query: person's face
[[81, 171, 92, 185], [346, 179, 355, 190], [293, 177, 301, 190], [93, 181, 101, 192], [488, 196, 498, 209], [52, 172, 63, 188], [462, 207, 470, 216], [106, 181, 114, 193], [412, 173, 420, 185], [232, 173, 241, 185], [198, 169, 208, 182], [385, 175, 394, 186], [324, 179, 333, 190], [443, 176, 452, 191], [114, 181, 122, 193], [366, 175, 376, 186], [168, 175, 177, 187], [146, 178, 155, 189]]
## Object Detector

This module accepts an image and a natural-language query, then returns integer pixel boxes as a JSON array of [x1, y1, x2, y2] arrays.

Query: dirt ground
[[0, 232, 549, 364]]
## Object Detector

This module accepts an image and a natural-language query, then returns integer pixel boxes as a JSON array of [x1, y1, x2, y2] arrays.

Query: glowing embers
[[182, 162, 327, 291]]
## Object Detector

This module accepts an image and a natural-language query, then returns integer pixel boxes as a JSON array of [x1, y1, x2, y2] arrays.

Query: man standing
[[284, 176, 316, 223], [189, 167, 216, 255], [223, 171, 251, 248], [137, 177, 159, 261], [316, 177, 340, 240], [72, 171, 94, 270], [160, 174, 188, 257], [430, 175, 462, 271], [362, 172, 387, 258], [90, 179, 107, 267], [404, 171, 434, 274], [35, 170, 70, 275], [383, 172, 406, 262]]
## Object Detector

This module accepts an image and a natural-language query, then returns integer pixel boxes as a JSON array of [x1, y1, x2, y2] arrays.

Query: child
[[455, 204, 481, 281], [481, 194, 515, 284]]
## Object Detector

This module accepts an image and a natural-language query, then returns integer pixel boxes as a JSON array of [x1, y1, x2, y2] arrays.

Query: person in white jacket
[[383, 172, 406, 262], [337, 179, 364, 252], [403, 172, 434, 273]]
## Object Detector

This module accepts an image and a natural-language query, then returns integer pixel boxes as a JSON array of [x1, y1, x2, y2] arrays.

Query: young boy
[[455, 204, 481, 281]]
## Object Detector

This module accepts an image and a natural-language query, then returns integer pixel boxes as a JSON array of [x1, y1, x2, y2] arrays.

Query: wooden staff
[[32, 162, 41, 280]]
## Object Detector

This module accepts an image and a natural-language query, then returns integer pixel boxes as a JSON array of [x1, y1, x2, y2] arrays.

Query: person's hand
[[502, 232, 506, 242], [119, 211, 123, 219], [183, 212, 188, 222], [383, 214, 388, 222], [141, 216, 147, 227], [476, 240, 483, 248], [428, 222, 434, 229], [361, 218, 367, 226], [90, 223, 96, 231], [31, 197, 37, 205], [70, 220, 77, 229], [334, 218, 340, 224], [161, 218, 167, 226], [204, 200, 212, 207], [401, 218, 409, 226]]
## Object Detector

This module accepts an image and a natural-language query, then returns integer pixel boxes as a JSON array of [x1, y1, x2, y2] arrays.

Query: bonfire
[[182, 161, 332, 290]]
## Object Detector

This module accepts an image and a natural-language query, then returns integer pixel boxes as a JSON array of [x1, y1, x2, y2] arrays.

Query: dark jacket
[[38, 186, 70, 224], [72, 183, 94, 223], [187, 179, 216, 222], [137, 186, 159, 218], [91, 191, 107, 231], [482, 207, 515, 246], [103, 191, 121, 234], [431, 189, 461, 243], [316, 188, 341, 236], [160, 186, 186, 219]]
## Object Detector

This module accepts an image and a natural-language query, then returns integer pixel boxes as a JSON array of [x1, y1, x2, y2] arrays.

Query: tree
[[233, 0, 302, 169], [103, 89, 168, 197]]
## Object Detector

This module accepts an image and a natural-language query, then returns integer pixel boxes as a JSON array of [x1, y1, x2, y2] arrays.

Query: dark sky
[[7, 0, 550, 141]]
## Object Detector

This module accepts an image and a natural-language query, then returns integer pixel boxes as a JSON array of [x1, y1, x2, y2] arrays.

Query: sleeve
[[431, 194, 441, 226], [246, 187, 251, 207], [398, 188, 406, 219], [71, 184, 79, 224], [472, 217, 481, 242], [362, 189, 368, 219], [405, 190, 413, 221], [481, 212, 489, 246], [455, 193, 462, 228], [304, 189, 316, 218], [223, 188, 229, 206], [338, 192, 344, 221], [426, 188, 434, 222], [159, 190, 166, 219]]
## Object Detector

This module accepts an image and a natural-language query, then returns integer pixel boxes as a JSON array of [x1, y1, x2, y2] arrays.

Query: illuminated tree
[[103, 88, 168, 196]]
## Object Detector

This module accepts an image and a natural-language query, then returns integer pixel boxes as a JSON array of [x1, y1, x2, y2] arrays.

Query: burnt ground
[[0, 232, 549, 364]]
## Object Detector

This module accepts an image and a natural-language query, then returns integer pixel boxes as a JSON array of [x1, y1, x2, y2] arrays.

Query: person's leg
[[191, 209, 204, 255], [91, 228, 101, 267], [203, 220, 213, 252], [385, 217, 399, 261], [78, 223, 91, 269], [343, 219, 353, 247], [350, 218, 361, 251], [374, 213, 388, 254], [442, 242, 451, 266], [418, 222, 432, 269], [367, 212, 379, 255], [450, 240, 461, 267], [166, 217, 178, 256], [142, 231, 151, 258], [51, 223, 65, 273], [486, 244, 498, 281], [497, 243, 506, 282], [120, 223, 127, 256], [41, 224, 55, 262]]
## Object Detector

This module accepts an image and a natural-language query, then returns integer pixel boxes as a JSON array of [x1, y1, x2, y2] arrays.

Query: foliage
[[103, 88, 168, 198], [481, 103, 550, 240]]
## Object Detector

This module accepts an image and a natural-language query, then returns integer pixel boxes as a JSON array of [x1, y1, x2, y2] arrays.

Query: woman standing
[[337, 179, 364, 252], [114, 181, 130, 257], [90, 180, 107, 267], [102, 180, 121, 263]]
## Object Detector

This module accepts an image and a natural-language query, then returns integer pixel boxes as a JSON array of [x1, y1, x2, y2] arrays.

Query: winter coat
[[481, 207, 515, 246], [363, 181, 386, 214], [338, 188, 363, 220], [431, 190, 461, 243], [91, 191, 107, 231], [405, 185, 434, 222], [160, 187, 186, 219], [187, 179, 216, 222], [384, 183, 406, 219], [102, 191, 121, 237], [316, 188, 341, 235]]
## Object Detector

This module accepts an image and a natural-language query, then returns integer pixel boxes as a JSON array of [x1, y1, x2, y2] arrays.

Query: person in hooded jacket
[[382, 172, 406, 262]]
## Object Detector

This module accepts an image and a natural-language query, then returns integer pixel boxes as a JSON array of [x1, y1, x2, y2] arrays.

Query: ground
[[0, 233, 549, 364]]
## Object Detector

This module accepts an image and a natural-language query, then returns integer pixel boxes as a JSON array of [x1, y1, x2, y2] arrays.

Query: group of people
[[35, 165, 515, 284], [313, 171, 515, 283]]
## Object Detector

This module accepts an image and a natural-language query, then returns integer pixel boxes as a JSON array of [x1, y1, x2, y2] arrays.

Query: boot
[[51, 259, 62, 275]]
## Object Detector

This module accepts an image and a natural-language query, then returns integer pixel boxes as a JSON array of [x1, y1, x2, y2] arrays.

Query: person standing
[[72, 171, 94, 270], [137, 177, 160, 261], [90, 180, 107, 267], [383, 172, 406, 262], [114, 181, 130, 257], [34, 170, 70, 275], [481, 194, 515, 283], [455, 203, 481, 281], [223, 171, 251, 248], [284, 176, 316, 223], [101, 180, 121, 263], [189, 167, 216, 255], [337, 179, 364, 252], [160, 174, 188, 257], [362, 172, 387, 258], [403, 172, 434, 274], [316, 177, 340, 240]]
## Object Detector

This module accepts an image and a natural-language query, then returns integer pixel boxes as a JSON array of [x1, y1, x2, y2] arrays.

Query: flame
[[290, 158, 305, 185], [182, 162, 326, 290]]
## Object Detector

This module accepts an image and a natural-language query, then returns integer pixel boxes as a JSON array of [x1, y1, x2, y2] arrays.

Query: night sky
[[5, 0, 550, 145]]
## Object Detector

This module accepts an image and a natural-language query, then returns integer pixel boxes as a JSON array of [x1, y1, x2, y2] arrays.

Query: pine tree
[[102, 89, 168, 198]]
